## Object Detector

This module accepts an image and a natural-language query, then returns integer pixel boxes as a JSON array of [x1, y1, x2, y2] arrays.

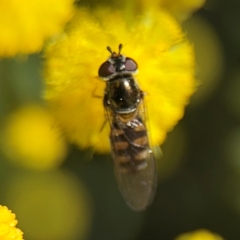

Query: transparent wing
[[112, 145, 157, 211], [109, 111, 158, 211]]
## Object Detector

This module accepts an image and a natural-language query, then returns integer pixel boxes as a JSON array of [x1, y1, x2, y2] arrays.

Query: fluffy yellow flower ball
[[0, 205, 23, 240], [44, 7, 196, 153]]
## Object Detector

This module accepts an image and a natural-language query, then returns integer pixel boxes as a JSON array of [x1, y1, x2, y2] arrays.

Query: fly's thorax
[[104, 74, 143, 114]]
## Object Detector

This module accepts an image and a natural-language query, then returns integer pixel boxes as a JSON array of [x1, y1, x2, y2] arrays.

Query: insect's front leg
[[103, 93, 110, 108]]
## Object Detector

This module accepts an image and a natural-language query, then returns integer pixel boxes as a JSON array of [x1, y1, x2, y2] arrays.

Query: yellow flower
[[44, 6, 196, 153], [6, 170, 92, 240], [0, 0, 75, 57], [115, 0, 205, 22], [2, 104, 67, 170], [161, 0, 206, 21], [0, 205, 23, 240], [175, 229, 224, 240]]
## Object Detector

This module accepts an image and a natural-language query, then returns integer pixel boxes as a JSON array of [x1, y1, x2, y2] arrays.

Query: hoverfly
[[98, 44, 157, 211]]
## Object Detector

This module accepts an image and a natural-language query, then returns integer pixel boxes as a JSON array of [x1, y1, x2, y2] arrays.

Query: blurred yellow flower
[[6, 170, 92, 240], [0, 0, 75, 57], [44, 6, 196, 153], [0, 205, 23, 240], [175, 229, 224, 240], [119, 0, 205, 22], [2, 104, 67, 170], [161, 0, 206, 21]]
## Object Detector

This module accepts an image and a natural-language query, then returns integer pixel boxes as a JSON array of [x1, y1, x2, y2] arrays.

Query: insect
[[98, 44, 157, 211]]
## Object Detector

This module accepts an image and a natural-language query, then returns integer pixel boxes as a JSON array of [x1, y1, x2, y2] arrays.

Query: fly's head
[[98, 44, 138, 80]]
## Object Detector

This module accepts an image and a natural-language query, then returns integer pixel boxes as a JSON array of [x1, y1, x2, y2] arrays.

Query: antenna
[[106, 46, 113, 54], [106, 44, 123, 56], [118, 43, 123, 55]]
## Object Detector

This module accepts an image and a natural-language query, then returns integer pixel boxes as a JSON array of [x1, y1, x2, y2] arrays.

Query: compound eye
[[98, 61, 116, 78], [125, 57, 138, 72]]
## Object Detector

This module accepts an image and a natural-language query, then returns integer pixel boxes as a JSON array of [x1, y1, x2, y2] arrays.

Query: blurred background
[[1, 0, 240, 239]]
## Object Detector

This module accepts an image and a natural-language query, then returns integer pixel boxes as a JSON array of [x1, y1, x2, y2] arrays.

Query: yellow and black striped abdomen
[[110, 117, 150, 173]]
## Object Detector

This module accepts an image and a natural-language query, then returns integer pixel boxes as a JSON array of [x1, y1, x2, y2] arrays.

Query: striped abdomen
[[110, 117, 150, 173]]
